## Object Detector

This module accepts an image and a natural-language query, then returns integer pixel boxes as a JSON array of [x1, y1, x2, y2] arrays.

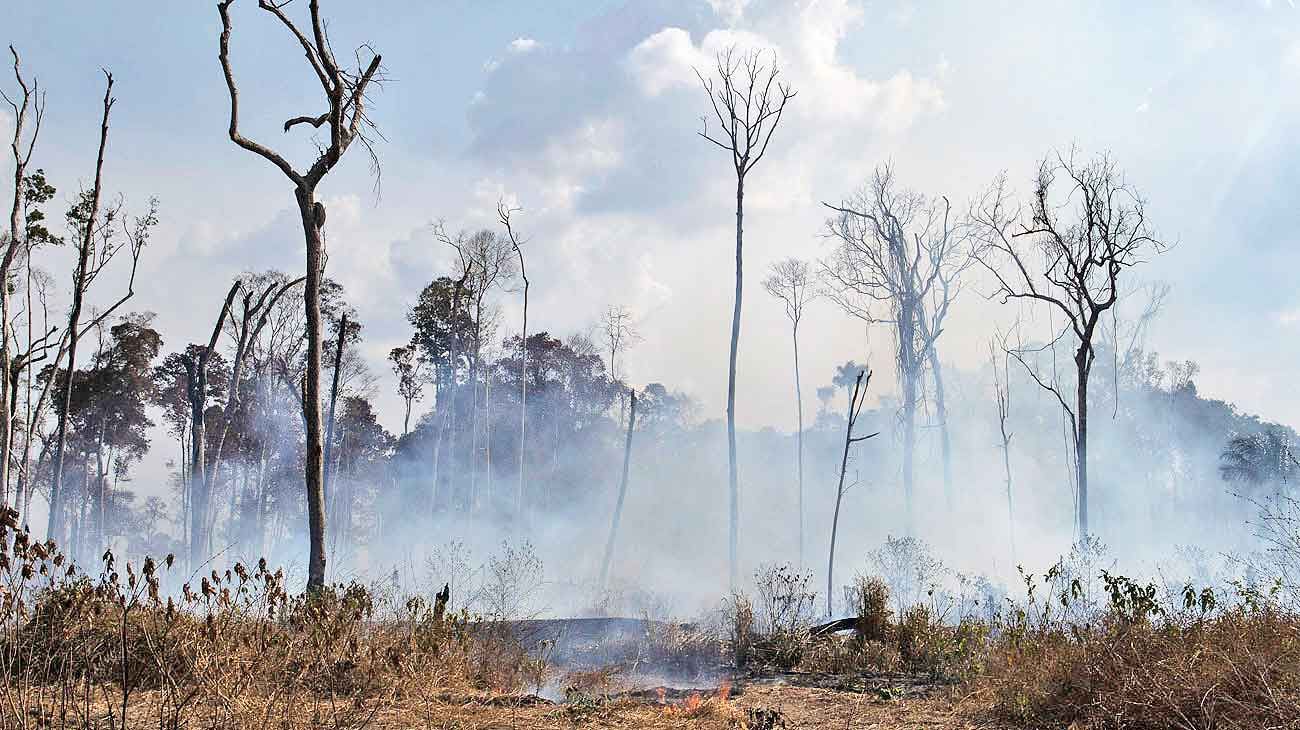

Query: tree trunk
[[792, 322, 805, 571], [727, 176, 743, 592], [827, 373, 864, 617], [517, 283, 529, 530], [928, 346, 954, 510], [296, 186, 327, 592], [600, 389, 636, 588], [188, 366, 208, 570], [322, 313, 347, 512], [1075, 349, 1091, 538], [900, 363, 916, 539], [50, 79, 112, 543], [1003, 432, 1015, 564]]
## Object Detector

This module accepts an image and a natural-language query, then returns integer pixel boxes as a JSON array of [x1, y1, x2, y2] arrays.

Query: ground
[[354, 674, 1003, 729]]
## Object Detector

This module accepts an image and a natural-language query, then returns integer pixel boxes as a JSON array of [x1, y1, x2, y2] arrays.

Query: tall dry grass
[[0, 508, 542, 729]]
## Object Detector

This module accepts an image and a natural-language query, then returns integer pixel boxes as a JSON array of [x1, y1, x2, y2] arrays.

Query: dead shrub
[[849, 574, 891, 642], [974, 582, 1300, 729]]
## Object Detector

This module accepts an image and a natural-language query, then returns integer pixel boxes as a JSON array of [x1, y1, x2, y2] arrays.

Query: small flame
[[656, 687, 666, 704], [681, 693, 703, 713], [717, 681, 732, 702]]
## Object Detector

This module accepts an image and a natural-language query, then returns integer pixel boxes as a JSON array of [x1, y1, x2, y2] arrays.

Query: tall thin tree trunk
[[50, 77, 113, 543], [296, 186, 327, 592], [95, 420, 107, 551], [928, 347, 953, 509], [600, 389, 636, 588], [1003, 434, 1015, 563], [792, 322, 805, 571], [188, 371, 208, 569], [828, 372, 869, 617], [1075, 350, 1091, 538], [323, 312, 347, 511], [727, 176, 743, 592], [517, 283, 529, 529]]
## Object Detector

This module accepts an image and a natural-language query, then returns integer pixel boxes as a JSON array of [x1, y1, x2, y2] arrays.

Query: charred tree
[[216, 0, 383, 591], [989, 338, 1015, 563], [696, 47, 796, 590], [827, 369, 876, 617], [823, 166, 972, 534], [762, 258, 815, 569], [186, 282, 241, 568], [599, 388, 637, 589], [498, 202, 530, 530], [972, 150, 1166, 538], [49, 73, 147, 542], [2, 46, 45, 505]]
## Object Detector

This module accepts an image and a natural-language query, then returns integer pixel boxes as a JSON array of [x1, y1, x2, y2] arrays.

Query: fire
[[659, 682, 732, 718]]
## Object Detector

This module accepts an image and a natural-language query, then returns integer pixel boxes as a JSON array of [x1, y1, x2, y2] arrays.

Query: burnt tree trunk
[[928, 346, 953, 509], [50, 75, 113, 543], [727, 176, 743, 591], [600, 389, 637, 589], [1075, 347, 1092, 539], [322, 312, 347, 511], [297, 187, 327, 591]]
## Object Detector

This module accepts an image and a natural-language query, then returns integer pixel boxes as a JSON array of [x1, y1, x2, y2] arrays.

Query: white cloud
[[707, 0, 752, 25], [509, 37, 539, 54]]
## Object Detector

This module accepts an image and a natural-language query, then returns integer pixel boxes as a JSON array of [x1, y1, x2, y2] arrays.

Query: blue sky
[[4, 0, 1300, 440]]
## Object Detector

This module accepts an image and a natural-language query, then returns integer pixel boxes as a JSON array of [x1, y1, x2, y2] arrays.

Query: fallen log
[[809, 617, 859, 638]]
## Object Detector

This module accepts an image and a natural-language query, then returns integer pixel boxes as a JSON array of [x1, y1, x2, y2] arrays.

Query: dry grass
[[4, 513, 1299, 730], [968, 605, 1300, 728]]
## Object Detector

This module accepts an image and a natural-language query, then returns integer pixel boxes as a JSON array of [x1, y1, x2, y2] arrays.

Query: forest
[[1, 2, 1298, 729]]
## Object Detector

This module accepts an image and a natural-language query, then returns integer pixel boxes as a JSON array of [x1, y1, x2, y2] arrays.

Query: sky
[[4, 0, 1300, 448]]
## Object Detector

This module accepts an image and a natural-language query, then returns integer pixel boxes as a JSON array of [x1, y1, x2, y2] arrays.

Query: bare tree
[[827, 369, 876, 616], [599, 388, 637, 589], [600, 304, 641, 427], [762, 258, 816, 569], [48, 72, 149, 543], [971, 150, 1166, 538], [497, 202, 529, 529], [823, 166, 971, 535], [186, 282, 242, 569], [989, 336, 1015, 563], [696, 47, 796, 590], [2, 46, 45, 504], [440, 227, 514, 510], [600, 304, 640, 384], [216, 0, 383, 591]]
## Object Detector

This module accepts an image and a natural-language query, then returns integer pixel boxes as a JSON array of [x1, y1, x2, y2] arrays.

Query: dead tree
[[49, 73, 148, 543], [497, 202, 529, 529], [601, 304, 641, 428], [827, 369, 876, 617], [439, 226, 514, 511], [599, 388, 637, 589], [823, 166, 971, 535], [186, 282, 242, 569], [209, 274, 305, 500], [762, 258, 816, 570], [322, 312, 353, 510], [971, 150, 1166, 538], [696, 47, 796, 590], [2, 46, 45, 505], [216, 0, 383, 591], [989, 337, 1015, 564]]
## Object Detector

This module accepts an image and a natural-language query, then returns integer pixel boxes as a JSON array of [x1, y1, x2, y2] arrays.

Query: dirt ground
[[358, 676, 1003, 729]]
